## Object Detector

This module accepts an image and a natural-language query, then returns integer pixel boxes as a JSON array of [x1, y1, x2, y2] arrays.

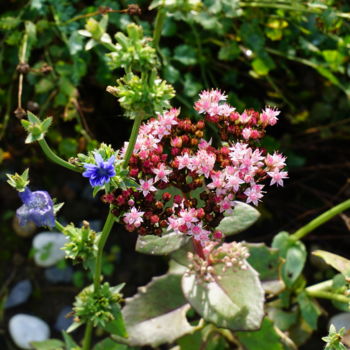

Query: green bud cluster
[[107, 23, 158, 72], [6, 168, 30, 192], [107, 70, 175, 119], [322, 325, 347, 350], [63, 221, 98, 268], [73, 282, 122, 328], [21, 111, 52, 144]]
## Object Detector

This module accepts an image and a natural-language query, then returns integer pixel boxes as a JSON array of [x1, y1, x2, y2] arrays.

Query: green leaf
[[136, 232, 190, 255], [239, 21, 265, 52], [297, 292, 321, 330], [171, 240, 195, 267], [173, 45, 197, 66], [30, 339, 64, 350], [68, 31, 83, 55], [113, 273, 196, 346], [103, 304, 127, 337], [247, 243, 280, 280], [218, 42, 240, 61], [313, 250, 350, 277], [282, 244, 306, 288], [236, 318, 284, 350], [267, 307, 297, 331], [94, 338, 132, 350], [182, 263, 264, 331], [215, 201, 260, 236], [62, 331, 78, 349]]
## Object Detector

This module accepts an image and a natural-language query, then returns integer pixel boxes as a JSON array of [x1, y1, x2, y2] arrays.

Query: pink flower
[[192, 150, 216, 178], [260, 107, 280, 126], [194, 89, 227, 115], [242, 128, 252, 140], [152, 163, 172, 183], [179, 208, 199, 227], [239, 111, 251, 124], [123, 207, 145, 227], [138, 179, 157, 196], [176, 153, 192, 170], [267, 169, 288, 186], [225, 174, 244, 192], [244, 184, 265, 206], [265, 152, 286, 170]]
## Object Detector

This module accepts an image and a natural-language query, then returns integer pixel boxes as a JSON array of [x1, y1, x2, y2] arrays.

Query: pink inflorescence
[[104, 90, 288, 246]]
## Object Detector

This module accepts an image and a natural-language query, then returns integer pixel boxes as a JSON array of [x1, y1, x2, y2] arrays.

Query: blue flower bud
[[16, 187, 55, 228]]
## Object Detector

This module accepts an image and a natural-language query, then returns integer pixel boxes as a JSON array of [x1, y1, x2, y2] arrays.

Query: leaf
[[94, 338, 132, 350], [236, 318, 284, 350], [218, 42, 240, 61], [297, 292, 321, 330], [182, 263, 264, 331], [215, 201, 260, 236], [103, 304, 127, 337], [30, 339, 64, 350], [282, 244, 306, 288], [136, 232, 190, 255], [173, 45, 197, 66], [313, 250, 350, 277], [171, 240, 195, 267], [62, 332, 78, 349], [247, 243, 280, 280], [113, 273, 196, 346]]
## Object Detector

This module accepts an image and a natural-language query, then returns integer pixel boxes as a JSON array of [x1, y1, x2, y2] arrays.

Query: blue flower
[[16, 187, 55, 228], [82, 153, 116, 187]]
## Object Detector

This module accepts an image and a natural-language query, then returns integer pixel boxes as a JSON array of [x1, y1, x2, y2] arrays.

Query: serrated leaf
[[182, 263, 264, 331], [313, 250, 350, 277], [215, 201, 260, 235], [113, 273, 196, 346], [136, 232, 190, 255], [236, 318, 284, 350], [30, 339, 64, 350]]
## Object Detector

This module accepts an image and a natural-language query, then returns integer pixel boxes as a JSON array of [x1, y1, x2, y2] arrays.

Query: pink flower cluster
[[109, 90, 288, 247]]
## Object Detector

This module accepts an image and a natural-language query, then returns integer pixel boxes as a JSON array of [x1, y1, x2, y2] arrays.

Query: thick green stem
[[153, 8, 166, 48], [306, 279, 333, 293], [93, 210, 115, 290], [306, 289, 349, 304], [38, 138, 81, 173], [290, 199, 350, 241], [122, 114, 143, 169], [82, 322, 93, 350]]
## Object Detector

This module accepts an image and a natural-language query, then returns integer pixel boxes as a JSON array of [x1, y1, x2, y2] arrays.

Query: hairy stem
[[290, 199, 350, 241], [122, 114, 143, 168], [38, 138, 81, 173]]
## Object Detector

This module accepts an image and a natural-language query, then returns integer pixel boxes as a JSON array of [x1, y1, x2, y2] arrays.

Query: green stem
[[38, 138, 81, 173], [153, 8, 166, 48], [122, 114, 143, 169], [190, 22, 209, 89], [306, 289, 349, 304], [55, 220, 65, 232], [82, 322, 93, 350], [93, 210, 115, 290], [306, 279, 333, 293], [290, 199, 350, 241]]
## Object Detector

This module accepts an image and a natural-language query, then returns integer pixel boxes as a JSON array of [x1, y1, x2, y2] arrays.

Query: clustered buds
[[103, 89, 288, 248], [73, 282, 122, 328], [63, 221, 98, 267], [187, 241, 249, 283]]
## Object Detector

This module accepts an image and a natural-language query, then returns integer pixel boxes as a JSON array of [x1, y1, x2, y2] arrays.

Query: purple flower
[[82, 153, 116, 187], [16, 187, 55, 228]]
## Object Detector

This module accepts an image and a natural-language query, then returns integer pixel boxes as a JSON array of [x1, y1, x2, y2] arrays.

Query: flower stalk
[[38, 138, 81, 173], [290, 199, 350, 241]]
